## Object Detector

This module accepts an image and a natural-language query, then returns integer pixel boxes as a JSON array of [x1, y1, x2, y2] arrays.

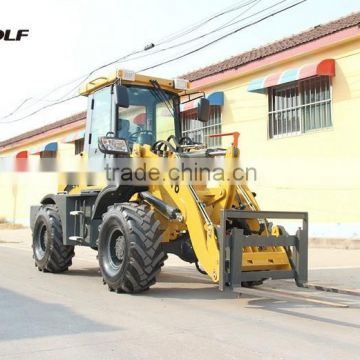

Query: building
[[181, 12, 360, 239], [1, 12, 359, 238]]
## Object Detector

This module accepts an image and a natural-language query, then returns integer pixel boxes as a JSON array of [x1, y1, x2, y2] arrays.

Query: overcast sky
[[0, 0, 359, 141]]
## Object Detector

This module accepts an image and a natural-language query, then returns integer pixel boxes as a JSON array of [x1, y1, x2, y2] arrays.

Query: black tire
[[32, 205, 75, 272], [98, 202, 166, 293]]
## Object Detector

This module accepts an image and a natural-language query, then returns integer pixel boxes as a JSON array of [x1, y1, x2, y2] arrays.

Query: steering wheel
[[179, 136, 195, 145], [128, 130, 154, 143], [166, 135, 180, 149], [151, 140, 177, 153]]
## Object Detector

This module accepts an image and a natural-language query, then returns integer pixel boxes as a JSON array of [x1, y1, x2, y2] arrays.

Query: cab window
[[156, 102, 175, 141], [117, 105, 147, 139], [89, 87, 111, 154], [115, 86, 177, 146]]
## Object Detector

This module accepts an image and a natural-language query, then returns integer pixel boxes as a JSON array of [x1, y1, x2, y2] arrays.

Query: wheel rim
[[105, 227, 126, 276], [35, 223, 47, 260]]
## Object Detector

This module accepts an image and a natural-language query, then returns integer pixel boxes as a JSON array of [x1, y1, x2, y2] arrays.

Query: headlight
[[98, 137, 130, 155]]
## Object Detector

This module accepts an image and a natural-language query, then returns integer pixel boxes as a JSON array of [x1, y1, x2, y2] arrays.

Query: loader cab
[[85, 83, 181, 157]]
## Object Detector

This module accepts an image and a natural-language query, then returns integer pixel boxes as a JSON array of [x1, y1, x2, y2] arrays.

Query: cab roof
[[79, 69, 190, 96]]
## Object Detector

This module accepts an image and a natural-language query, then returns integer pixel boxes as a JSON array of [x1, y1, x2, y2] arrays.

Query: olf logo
[[0, 29, 29, 41]]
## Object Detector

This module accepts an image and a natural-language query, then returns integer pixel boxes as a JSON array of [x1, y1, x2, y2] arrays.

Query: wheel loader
[[30, 69, 308, 293]]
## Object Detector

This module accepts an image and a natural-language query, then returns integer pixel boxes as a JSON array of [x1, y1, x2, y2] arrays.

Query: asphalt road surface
[[0, 229, 360, 360]]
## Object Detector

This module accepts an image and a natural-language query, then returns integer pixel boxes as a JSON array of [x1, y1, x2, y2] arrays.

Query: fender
[[40, 194, 57, 205], [92, 185, 146, 219], [30, 194, 59, 231]]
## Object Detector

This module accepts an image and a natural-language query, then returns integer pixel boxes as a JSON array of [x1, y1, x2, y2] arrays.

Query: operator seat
[[137, 132, 155, 146], [117, 119, 130, 139]]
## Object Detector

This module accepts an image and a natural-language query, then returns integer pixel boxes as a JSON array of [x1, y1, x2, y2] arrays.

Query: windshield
[[116, 86, 178, 146]]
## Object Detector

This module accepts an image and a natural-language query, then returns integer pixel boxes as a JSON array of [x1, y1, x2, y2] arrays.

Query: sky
[[0, 0, 359, 141]]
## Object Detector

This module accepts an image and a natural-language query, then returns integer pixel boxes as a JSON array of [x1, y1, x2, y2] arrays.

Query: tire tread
[[100, 202, 166, 293], [33, 204, 74, 273]]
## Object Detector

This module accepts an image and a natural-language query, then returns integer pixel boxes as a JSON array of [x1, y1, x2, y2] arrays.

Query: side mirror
[[114, 85, 130, 108], [197, 98, 210, 122]]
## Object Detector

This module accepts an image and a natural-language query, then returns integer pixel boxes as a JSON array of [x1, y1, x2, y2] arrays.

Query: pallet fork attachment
[[219, 210, 308, 291]]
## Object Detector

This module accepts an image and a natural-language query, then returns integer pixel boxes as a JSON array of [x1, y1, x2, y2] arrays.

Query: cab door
[[85, 86, 112, 157]]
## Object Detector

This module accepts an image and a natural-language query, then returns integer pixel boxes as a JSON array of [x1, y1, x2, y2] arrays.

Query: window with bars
[[268, 76, 332, 138], [181, 106, 222, 147]]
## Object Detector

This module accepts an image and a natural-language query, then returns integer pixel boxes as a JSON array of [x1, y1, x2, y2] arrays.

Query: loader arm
[[136, 142, 301, 288], [159, 183, 221, 282]]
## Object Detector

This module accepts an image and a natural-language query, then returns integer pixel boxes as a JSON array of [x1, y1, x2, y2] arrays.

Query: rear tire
[[32, 205, 75, 272], [98, 202, 166, 293]]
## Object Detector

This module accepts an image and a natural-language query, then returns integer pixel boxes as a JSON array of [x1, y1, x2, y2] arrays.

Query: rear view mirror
[[197, 98, 210, 122], [114, 85, 130, 108]]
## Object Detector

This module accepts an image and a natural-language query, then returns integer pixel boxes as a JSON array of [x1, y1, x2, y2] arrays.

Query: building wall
[[0, 127, 84, 225], [199, 37, 360, 237]]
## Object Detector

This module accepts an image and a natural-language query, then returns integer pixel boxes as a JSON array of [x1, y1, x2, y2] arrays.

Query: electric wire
[[0, 0, 306, 125], [50, 0, 266, 103], [0, 95, 79, 124], [0, 0, 254, 122], [34, 0, 288, 102], [49, 1, 264, 103], [156, 0, 259, 45], [139, 0, 306, 72], [118, 0, 293, 66]]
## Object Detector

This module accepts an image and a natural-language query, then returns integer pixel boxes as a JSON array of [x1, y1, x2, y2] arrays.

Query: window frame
[[267, 76, 333, 139]]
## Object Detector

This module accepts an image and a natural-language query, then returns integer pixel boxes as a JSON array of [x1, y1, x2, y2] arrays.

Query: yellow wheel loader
[[30, 70, 308, 293]]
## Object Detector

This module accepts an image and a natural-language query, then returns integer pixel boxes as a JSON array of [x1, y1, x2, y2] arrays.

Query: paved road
[[0, 230, 360, 359]]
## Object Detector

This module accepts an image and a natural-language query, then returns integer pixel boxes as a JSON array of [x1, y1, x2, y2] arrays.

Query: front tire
[[98, 202, 166, 293], [32, 205, 75, 272]]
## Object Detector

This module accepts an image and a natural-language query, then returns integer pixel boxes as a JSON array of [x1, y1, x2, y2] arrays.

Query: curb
[[310, 237, 360, 250]]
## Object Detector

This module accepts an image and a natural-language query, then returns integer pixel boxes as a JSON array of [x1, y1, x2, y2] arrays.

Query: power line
[[58, 0, 290, 86], [50, 0, 265, 102], [0, 0, 254, 122], [35, 0, 281, 102], [0, 0, 306, 125], [43, 1, 262, 103], [120, 0, 293, 66], [0, 73, 91, 121], [156, 0, 259, 46], [0, 95, 80, 124], [0, 49, 144, 122], [140, 0, 306, 72], [1, 97, 32, 119]]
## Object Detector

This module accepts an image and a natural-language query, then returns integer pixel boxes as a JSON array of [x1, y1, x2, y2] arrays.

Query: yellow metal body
[[72, 70, 291, 284], [128, 145, 291, 282]]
